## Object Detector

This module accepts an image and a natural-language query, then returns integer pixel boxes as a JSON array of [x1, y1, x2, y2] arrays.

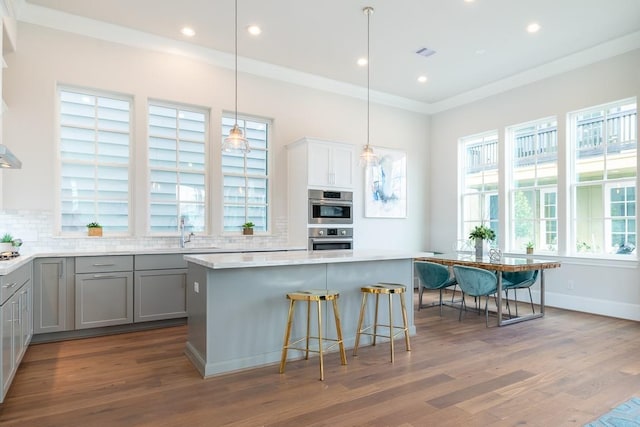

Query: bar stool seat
[[279, 289, 347, 381], [353, 283, 411, 362]]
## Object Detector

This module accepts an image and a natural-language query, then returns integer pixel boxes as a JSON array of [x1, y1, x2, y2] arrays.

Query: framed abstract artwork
[[364, 147, 407, 218]]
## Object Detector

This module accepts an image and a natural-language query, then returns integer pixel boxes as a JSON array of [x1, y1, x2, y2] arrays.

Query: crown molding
[[428, 30, 640, 114], [14, 0, 432, 114], [13, 0, 640, 116]]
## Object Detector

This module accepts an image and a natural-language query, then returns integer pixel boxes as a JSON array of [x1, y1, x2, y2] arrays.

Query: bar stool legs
[[353, 283, 411, 363], [279, 290, 346, 381]]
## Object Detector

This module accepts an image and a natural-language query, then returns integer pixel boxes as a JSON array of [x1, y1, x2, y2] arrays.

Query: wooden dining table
[[415, 253, 561, 326]]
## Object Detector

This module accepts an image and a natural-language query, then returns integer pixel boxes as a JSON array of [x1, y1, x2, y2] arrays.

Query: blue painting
[[365, 147, 407, 218]]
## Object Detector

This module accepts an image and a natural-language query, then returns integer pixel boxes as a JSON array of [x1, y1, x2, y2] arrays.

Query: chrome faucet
[[179, 216, 194, 248]]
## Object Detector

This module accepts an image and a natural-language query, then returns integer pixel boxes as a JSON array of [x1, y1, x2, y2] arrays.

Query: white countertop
[[0, 246, 306, 275], [184, 249, 434, 269]]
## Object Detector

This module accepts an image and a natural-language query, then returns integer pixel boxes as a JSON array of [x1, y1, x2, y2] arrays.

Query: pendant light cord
[[366, 7, 370, 147], [234, 0, 239, 125]]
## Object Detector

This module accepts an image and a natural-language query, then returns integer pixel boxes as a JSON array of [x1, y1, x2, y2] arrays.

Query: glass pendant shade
[[222, 123, 251, 153], [360, 6, 378, 168], [223, 0, 250, 154], [360, 144, 379, 167]]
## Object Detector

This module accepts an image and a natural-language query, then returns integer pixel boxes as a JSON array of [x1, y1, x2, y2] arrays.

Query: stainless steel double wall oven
[[307, 189, 354, 250]]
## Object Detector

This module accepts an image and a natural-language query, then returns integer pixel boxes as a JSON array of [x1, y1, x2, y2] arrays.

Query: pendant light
[[222, 0, 251, 153], [360, 6, 379, 167]]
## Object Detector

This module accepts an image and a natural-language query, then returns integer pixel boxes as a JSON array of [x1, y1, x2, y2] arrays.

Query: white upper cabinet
[[297, 138, 355, 190]]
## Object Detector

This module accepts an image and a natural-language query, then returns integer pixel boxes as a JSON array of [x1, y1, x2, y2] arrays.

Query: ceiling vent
[[416, 47, 436, 58]]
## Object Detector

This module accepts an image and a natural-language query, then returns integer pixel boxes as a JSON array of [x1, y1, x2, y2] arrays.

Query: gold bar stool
[[279, 289, 347, 381], [353, 283, 411, 362]]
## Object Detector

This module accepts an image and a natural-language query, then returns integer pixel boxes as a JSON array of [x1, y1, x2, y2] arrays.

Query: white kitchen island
[[183, 250, 429, 378]]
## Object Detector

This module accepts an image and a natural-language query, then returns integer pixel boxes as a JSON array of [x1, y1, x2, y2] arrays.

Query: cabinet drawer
[[135, 254, 187, 270], [1, 263, 31, 305], [75, 255, 133, 273]]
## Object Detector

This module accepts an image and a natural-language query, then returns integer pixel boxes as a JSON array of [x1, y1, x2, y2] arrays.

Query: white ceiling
[[15, 0, 640, 113]]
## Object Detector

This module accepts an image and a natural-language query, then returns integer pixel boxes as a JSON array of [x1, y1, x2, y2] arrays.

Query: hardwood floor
[[1, 291, 639, 426]]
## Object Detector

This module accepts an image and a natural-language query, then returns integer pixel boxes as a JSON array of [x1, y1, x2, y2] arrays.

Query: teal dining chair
[[502, 270, 539, 317], [414, 261, 457, 315], [452, 265, 498, 327]]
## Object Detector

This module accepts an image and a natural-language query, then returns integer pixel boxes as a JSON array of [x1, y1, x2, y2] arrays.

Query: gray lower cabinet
[[134, 269, 187, 322], [134, 254, 187, 322], [1, 263, 32, 403], [33, 257, 75, 334], [75, 256, 134, 329]]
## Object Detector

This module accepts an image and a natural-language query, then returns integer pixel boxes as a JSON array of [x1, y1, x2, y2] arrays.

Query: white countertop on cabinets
[[0, 246, 306, 275], [184, 249, 434, 270]]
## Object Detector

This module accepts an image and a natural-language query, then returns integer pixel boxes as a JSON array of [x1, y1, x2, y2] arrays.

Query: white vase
[[475, 238, 489, 258], [0, 243, 13, 253]]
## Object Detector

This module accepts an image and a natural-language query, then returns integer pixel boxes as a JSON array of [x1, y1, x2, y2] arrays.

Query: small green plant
[[468, 225, 496, 241], [86, 222, 102, 228], [1, 233, 13, 243], [242, 222, 255, 229], [526, 241, 534, 249]]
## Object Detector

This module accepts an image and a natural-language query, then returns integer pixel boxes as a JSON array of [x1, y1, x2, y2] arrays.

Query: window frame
[[56, 85, 133, 236], [459, 130, 500, 244], [569, 98, 637, 257], [505, 117, 559, 254], [220, 113, 272, 234], [147, 100, 209, 236]]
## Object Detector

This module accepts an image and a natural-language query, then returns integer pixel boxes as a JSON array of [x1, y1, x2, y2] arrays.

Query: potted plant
[[0, 233, 13, 252], [242, 222, 255, 236], [468, 225, 496, 258], [87, 222, 103, 237], [526, 241, 534, 255]]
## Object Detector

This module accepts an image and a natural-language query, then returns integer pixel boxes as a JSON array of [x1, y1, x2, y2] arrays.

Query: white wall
[[429, 49, 640, 320], [1, 23, 429, 251]]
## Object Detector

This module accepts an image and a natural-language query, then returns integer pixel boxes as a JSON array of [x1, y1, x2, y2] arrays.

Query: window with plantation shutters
[[59, 88, 131, 234], [148, 102, 207, 234], [221, 115, 270, 232]]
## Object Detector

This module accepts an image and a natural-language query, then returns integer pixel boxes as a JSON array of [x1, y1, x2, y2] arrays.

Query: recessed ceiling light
[[181, 27, 195, 37], [247, 25, 261, 36], [527, 22, 541, 33], [417, 75, 428, 83], [464, 0, 475, 3], [475, 49, 486, 55], [357, 57, 368, 66]]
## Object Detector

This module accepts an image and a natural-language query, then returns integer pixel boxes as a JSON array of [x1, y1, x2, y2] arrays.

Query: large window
[[507, 118, 558, 253], [221, 115, 270, 232], [570, 99, 637, 255], [148, 102, 207, 234], [460, 131, 499, 243], [59, 88, 131, 234]]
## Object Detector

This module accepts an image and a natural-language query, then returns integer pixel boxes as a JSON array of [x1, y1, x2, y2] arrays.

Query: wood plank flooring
[[1, 291, 639, 426]]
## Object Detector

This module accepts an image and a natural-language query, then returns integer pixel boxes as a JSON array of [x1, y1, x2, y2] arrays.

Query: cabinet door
[[34, 258, 74, 334], [307, 142, 332, 187], [75, 272, 133, 329], [331, 144, 355, 188], [19, 281, 32, 353], [307, 141, 354, 189], [134, 269, 187, 322], [1, 298, 15, 398]]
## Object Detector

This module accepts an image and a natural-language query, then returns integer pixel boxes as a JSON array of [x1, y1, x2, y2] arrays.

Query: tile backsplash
[[0, 210, 290, 254]]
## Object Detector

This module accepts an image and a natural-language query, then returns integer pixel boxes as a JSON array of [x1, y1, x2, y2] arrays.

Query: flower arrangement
[[468, 225, 496, 241]]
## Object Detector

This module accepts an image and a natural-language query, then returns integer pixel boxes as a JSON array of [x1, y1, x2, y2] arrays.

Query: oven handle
[[309, 238, 354, 244], [309, 199, 353, 206]]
